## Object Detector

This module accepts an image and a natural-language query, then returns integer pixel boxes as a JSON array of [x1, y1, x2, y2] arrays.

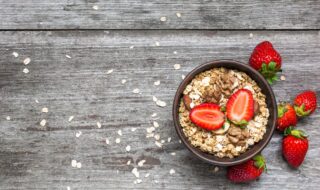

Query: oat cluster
[[179, 67, 269, 158]]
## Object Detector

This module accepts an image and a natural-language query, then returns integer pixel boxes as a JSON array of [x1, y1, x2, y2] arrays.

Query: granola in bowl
[[179, 67, 269, 158]]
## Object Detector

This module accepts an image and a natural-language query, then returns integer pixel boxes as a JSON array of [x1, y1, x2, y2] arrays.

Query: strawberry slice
[[189, 103, 225, 130], [226, 89, 254, 125]]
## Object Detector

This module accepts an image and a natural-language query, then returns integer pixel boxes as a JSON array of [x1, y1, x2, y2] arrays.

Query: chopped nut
[[228, 127, 242, 136], [228, 135, 239, 144], [183, 95, 192, 110], [254, 100, 260, 115], [237, 141, 246, 146]]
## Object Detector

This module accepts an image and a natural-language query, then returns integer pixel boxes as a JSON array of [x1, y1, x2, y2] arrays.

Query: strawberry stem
[[259, 62, 281, 84], [253, 154, 267, 172], [277, 104, 288, 118], [294, 104, 311, 117], [284, 126, 308, 139]]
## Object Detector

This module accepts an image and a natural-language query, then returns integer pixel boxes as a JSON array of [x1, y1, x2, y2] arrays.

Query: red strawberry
[[189, 103, 225, 130], [294, 90, 317, 117], [227, 154, 266, 183], [226, 89, 254, 126], [282, 127, 309, 168], [277, 103, 297, 131], [249, 41, 282, 84]]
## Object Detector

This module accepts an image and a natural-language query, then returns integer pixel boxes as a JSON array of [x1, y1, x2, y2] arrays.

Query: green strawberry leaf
[[258, 61, 281, 85], [294, 104, 311, 117], [253, 154, 267, 171], [268, 61, 276, 71]]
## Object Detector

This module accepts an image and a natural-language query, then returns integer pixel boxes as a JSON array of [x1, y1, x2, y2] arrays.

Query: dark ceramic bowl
[[172, 60, 277, 166]]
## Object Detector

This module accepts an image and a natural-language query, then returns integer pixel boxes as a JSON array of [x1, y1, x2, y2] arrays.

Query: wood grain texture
[[0, 0, 319, 30], [0, 31, 319, 189]]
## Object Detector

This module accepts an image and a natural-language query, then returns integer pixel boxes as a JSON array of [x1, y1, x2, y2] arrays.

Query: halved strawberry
[[189, 103, 225, 130], [226, 89, 254, 125]]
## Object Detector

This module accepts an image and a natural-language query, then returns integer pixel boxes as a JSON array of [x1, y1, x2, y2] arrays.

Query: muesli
[[179, 67, 269, 158]]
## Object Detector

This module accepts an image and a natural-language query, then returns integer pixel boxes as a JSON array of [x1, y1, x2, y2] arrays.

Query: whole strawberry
[[227, 154, 266, 183], [249, 41, 282, 84], [277, 103, 297, 131], [282, 127, 309, 168], [294, 90, 317, 117]]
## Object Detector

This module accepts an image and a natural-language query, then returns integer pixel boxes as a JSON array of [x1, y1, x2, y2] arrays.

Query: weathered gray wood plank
[[0, 0, 319, 30], [0, 31, 319, 189]]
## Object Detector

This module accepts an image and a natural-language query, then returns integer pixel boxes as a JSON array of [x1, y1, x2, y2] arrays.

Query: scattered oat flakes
[[68, 116, 74, 122], [216, 143, 223, 150], [156, 100, 166, 107], [6, 116, 10, 121], [133, 88, 140, 94], [152, 96, 158, 102], [76, 162, 82, 168], [146, 127, 155, 133], [131, 127, 137, 132], [117, 129, 122, 136], [160, 16, 167, 22], [129, 46, 134, 49], [169, 169, 175, 175], [135, 179, 142, 184], [235, 146, 242, 152], [155, 141, 162, 148], [115, 138, 121, 143], [75, 131, 82, 137], [155, 41, 160, 46], [176, 12, 182, 17], [181, 75, 186, 79], [132, 167, 140, 178], [12, 52, 19, 57], [23, 58, 31, 65], [249, 33, 253, 38], [106, 69, 113, 74], [154, 134, 160, 140], [42, 107, 48, 113], [23, 68, 29, 74], [121, 79, 127, 84], [146, 133, 154, 138], [214, 166, 219, 172], [151, 113, 157, 117], [40, 119, 46, 127], [97, 122, 101, 128], [280, 75, 286, 81], [153, 121, 159, 128], [138, 160, 146, 167], [92, 5, 99, 10], [154, 80, 160, 86], [145, 173, 150, 178], [65, 54, 71, 59], [126, 145, 131, 152], [174, 64, 181, 70], [105, 138, 110, 144], [71, 160, 77, 167], [167, 137, 171, 142], [170, 152, 176, 156], [127, 160, 131, 165]]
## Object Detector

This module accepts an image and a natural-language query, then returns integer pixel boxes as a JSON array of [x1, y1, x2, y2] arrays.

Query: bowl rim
[[172, 59, 277, 166]]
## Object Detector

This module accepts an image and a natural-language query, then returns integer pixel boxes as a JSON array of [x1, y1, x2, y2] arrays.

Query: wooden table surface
[[0, 1, 319, 190]]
